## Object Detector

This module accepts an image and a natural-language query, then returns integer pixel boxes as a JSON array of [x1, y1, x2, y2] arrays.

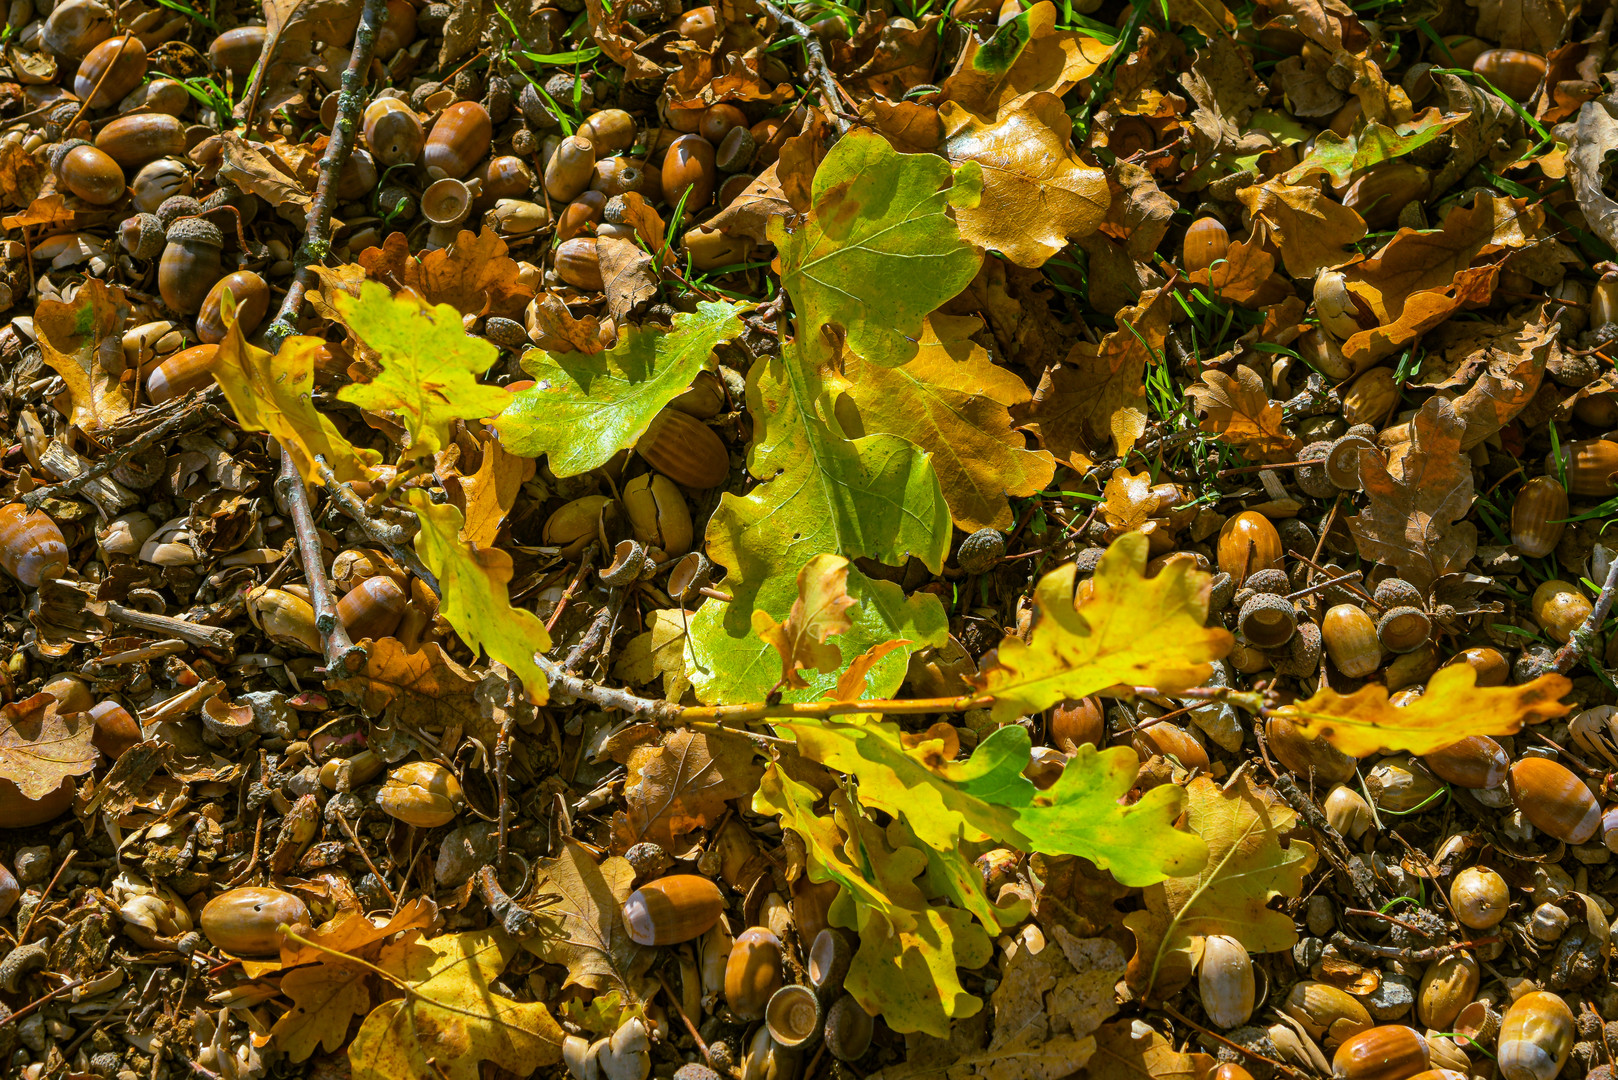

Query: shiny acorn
[[1217, 511, 1282, 585], [1508, 757, 1600, 844], [96, 112, 187, 169], [1450, 865, 1510, 929], [725, 928, 784, 1019], [1548, 439, 1618, 497], [147, 343, 218, 403], [60, 144, 124, 204], [377, 761, 465, 828], [1512, 476, 1568, 558], [623, 875, 725, 946], [158, 217, 225, 314], [363, 98, 426, 167], [338, 574, 408, 640], [1473, 48, 1547, 102], [200, 887, 310, 956], [1332, 1025, 1429, 1080], [1198, 934, 1254, 1029], [424, 101, 492, 179], [624, 473, 693, 556], [246, 586, 321, 653], [1323, 604, 1381, 678], [1182, 217, 1229, 273], [73, 33, 145, 107], [1531, 580, 1591, 644], [1283, 980, 1374, 1045], [636, 408, 729, 488], [1267, 715, 1358, 785], [1497, 990, 1574, 1080], [1423, 736, 1509, 789], [0, 504, 70, 587], [196, 270, 270, 343]]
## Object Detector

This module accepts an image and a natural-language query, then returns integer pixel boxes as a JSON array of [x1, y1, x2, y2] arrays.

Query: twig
[[262, 0, 387, 348], [758, 1, 852, 134], [545, 542, 599, 635], [1283, 570, 1363, 603], [275, 445, 365, 675], [21, 392, 220, 511], [313, 456, 439, 594], [18, 849, 75, 942], [1159, 1003, 1306, 1080], [1329, 930, 1498, 964], [563, 588, 626, 673], [332, 811, 396, 906], [97, 602, 234, 650], [1, 979, 86, 1027], [1549, 552, 1618, 674]]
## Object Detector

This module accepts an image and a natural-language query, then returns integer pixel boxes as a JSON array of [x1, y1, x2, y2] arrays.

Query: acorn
[[0, 776, 74, 828], [0, 504, 70, 587], [622, 875, 726, 946], [130, 158, 193, 214], [683, 225, 750, 270], [424, 100, 493, 179], [73, 33, 146, 108], [338, 574, 408, 640], [246, 586, 321, 653], [676, 5, 719, 46], [558, 190, 608, 241], [59, 144, 123, 205], [1497, 991, 1575, 1080], [1508, 757, 1600, 844], [546, 134, 598, 202], [824, 993, 873, 1062], [543, 495, 615, 559], [662, 133, 717, 212], [1376, 606, 1432, 654], [333, 147, 378, 202], [96, 112, 187, 169], [43, 674, 94, 715], [1531, 580, 1590, 644], [716, 127, 756, 173], [1133, 723, 1210, 770], [1443, 646, 1509, 687], [636, 408, 729, 488], [1423, 736, 1509, 789], [1366, 755, 1442, 812], [200, 887, 310, 956], [623, 473, 693, 556], [1049, 697, 1105, 751], [669, 371, 728, 419], [1323, 604, 1381, 677], [1283, 980, 1374, 1044], [478, 155, 535, 201], [1450, 865, 1509, 929], [158, 217, 225, 314], [958, 527, 1007, 574], [582, 108, 636, 153], [725, 928, 784, 1019], [1182, 217, 1230, 273], [1217, 511, 1283, 585], [1473, 49, 1547, 102], [196, 270, 270, 344], [766, 984, 822, 1048], [1315, 269, 1368, 340], [89, 699, 141, 760], [1324, 784, 1373, 839], [1237, 592, 1297, 648], [1547, 439, 1618, 497], [592, 157, 648, 197], [1512, 476, 1568, 558], [1342, 367, 1399, 427], [1267, 715, 1358, 784], [209, 25, 268, 80], [1417, 951, 1479, 1031], [377, 761, 464, 828], [700, 103, 748, 144], [119, 212, 165, 259], [374, 0, 417, 56], [555, 237, 605, 291], [147, 343, 219, 403], [486, 199, 550, 236], [1198, 934, 1254, 1029], [363, 98, 426, 167], [131, 78, 192, 116], [1332, 1025, 1429, 1080]]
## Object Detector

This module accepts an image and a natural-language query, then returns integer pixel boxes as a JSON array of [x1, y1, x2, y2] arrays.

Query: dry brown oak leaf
[[521, 838, 652, 995], [1415, 310, 1557, 451], [1348, 396, 1479, 592], [1186, 364, 1298, 463], [610, 728, 765, 853], [0, 692, 97, 801]]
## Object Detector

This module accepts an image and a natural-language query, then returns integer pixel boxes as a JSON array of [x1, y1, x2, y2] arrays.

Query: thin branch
[[275, 445, 364, 675], [758, 1, 852, 134], [1550, 553, 1618, 674], [21, 392, 221, 512], [313, 455, 439, 594]]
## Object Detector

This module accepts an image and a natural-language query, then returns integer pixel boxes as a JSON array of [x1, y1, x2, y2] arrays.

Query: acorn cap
[[1244, 568, 1290, 596], [47, 138, 92, 177], [1377, 606, 1432, 653], [672, 1067, 721, 1080], [765, 984, 822, 1048], [808, 927, 852, 991], [1325, 433, 1376, 490], [1271, 619, 1321, 678], [1373, 578, 1423, 609], [119, 212, 165, 259], [164, 216, 223, 247], [958, 527, 1006, 574], [1238, 591, 1297, 649], [824, 992, 874, 1062], [1296, 440, 1338, 499], [156, 194, 204, 226]]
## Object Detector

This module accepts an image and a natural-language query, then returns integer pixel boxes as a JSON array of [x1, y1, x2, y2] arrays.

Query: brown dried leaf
[[1183, 236, 1292, 309], [1348, 397, 1478, 591], [942, 1, 1112, 119], [1466, 0, 1571, 54], [357, 229, 534, 320], [0, 132, 48, 208], [597, 236, 658, 326], [524, 292, 609, 355], [239, 0, 363, 122], [331, 639, 483, 735], [706, 163, 791, 244], [521, 839, 651, 994], [584, 0, 664, 81], [1015, 287, 1172, 462], [940, 92, 1108, 268], [753, 554, 859, 690], [1087, 1020, 1200, 1080], [1186, 365, 1298, 462], [1417, 311, 1557, 450], [1237, 179, 1367, 278], [0, 693, 96, 800], [215, 132, 315, 214], [1, 194, 74, 230], [611, 729, 764, 852], [34, 278, 132, 431]]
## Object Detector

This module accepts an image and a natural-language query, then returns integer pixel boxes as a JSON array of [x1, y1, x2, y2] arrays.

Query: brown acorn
[[200, 887, 310, 956], [662, 133, 717, 212], [43, 0, 114, 59], [0, 776, 74, 828], [636, 408, 729, 489], [1508, 757, 1600, 844], [555, 237, 604, 291], [1133, 722, 1210, 770], [424, 101, 492, 179], [73, 34, 147, 108], [1531, 579, 1590, 643], [683, 225, 750, 270], [725, 928, 784, 1019], [1422, 736, 1509, 789], [1497, 991, 1574, 1080], [374, 0, 417, 57], [581, 108, 637, 153], [209, 25, 268, 80], [1443, 646, 1509, 687], [89, 699, 141, 760], [363, 98, 426, 167], [1049, 697, 1105, 751], [1342, 163, 1431, 230], [1548, 439, 1618, 496], [676, 5, 719, 46], [558, 190, 608, 242], [1182, 217, 1229, 273], [158, 218, 225, 314], [59, 144, 124, 205], [338, 574, 408, 640], [147, 344, 219, 403], [1512, 476, 1568, 558], [1267, 714, 1358, 785], [0, 505, 70, 587], [130, 158, 193, 214], [96, 112, 187, 169], [1472, 49, 1547, 102], [545, 134, 598, 202], [477, 155, 535, 201], [196, 270, 270, 344], [1342, 366, 1399, 427], [622, 875, 725, 945], [1217, 511, 1283, 585], [592, 157, 647, 197], [1450, 865, 1509, 929], [1331, 1025, 1429, 1080], [1322, 604, 1380, 677]]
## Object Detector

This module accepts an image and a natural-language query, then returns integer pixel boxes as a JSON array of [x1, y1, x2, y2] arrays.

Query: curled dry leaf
[[611, 728, 764, 853], [0, 692, 97, 800], [752, 553, 859, 690]]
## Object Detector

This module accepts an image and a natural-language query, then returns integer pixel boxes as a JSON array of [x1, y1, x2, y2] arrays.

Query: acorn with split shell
[[0, 504, 70, 587], [1531, 580, 1591, 644], [131, 158, 193, 214], [1508, 757, 1600, 844], [1283, 980, 1374, 1044], [622, 874, 725, 946], [377, 761, 464, 828], [1450, 865, 1509, 929]]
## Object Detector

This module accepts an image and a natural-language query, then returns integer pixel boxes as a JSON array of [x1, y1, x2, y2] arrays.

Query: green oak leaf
[[491, 300, 748, 475], [776, 721, 1208, 888], [1283, 107, 1463, 187], [771, 128, 983, 369], [336, 281, 511, 461]]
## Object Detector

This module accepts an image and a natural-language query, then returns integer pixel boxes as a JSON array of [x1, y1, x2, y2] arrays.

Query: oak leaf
[[520, 839, 650, 995], [1282, 664, 1573, 756], [1237, 179, 1367, 278], [355, 229, 534, 320], [350, 928, 563, 1080], [1348, 397, 1478, 591], [34, 278, 132, 431], [1182, 235, 1293, 309], [835, 313, 1054, 532], [336, 282, 512, 462], [1124, 773, 1309, 1000], [940, 92, 1108, 268], [1015, 287, 1172, 461], [524, 292, 609, 355], [445, 437, 529, 548], [975, 532, 1233, 722], [1467, 0, 1571, 53], [493, 301, 747, 475], [0, 692, 96, 800], [274, 960, 371, 1062], [611, 728, 764, 852], [752, 554, 859, 690], [597, 235, 658, 326], [612, 609, 693, 702], [1087, 1020, 1200, 1080], [280, 899, 438, 969], [330, 639, 483, 736], [1101, 467, 1156, 537], [941, 1, 1113, 119], [407, 494, 551, 705], [1186, 365, 1298, 462], [1417, 312, 1556, 451], [1285, 108, 1465, 186]]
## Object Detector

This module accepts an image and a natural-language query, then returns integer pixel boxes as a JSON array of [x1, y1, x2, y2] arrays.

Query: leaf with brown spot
[[1186, 365, 1298, 462], [1237, 179, 1367, 278], [0, 692, 96, 800], [520, 839, 650, 994], [1015, 287, 1172, 462], [940, 92, 1109, 268], [611, 728, 764, 852], [34, 278, 132, 431], [331, 639, 483, 735], [1347, 397, 1478, 591]]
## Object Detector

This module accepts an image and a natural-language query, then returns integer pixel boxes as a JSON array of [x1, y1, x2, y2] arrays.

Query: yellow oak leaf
[[1124, 773, 1310, 1001], [520, 839, 651, 994], [751, 554, 859, 690], [212, 326, 380, 484], [406, 493, 551, 705], [1280, 663, 1573, 757], [34, 278, 132, 431], [273, 959, 371, 1062], [941, 1, 1113, 119], [1237, 178, 1368, 279], [350, 928, 563, 1080], [975, 532, 1234, 723], [940, 92, 1108, 268], [445, 437, 528, 548]]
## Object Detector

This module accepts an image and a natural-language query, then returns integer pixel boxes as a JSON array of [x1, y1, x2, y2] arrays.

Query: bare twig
[[313, 455, 439, 594], [96, 601, 235, 650], [275, 445, 364, 675], [758, 1, 852, 134], [1550, 552, 1618, 674]]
